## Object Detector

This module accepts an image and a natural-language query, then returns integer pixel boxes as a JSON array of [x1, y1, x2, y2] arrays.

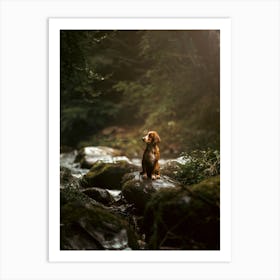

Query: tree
[[60, 30, 220, 151]]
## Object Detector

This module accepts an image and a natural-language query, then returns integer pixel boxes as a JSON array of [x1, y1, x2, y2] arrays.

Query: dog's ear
[[154, 133, 161, 144]]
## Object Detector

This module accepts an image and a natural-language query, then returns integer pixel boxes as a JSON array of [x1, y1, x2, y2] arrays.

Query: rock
[[60, 151, 89, 178], [106, 189, 122, 201], [122, 172, 181, 213], [60, 188, 139, 250], [60, 186, 99, 206], [75, 146, 125, 168], [60, 151, 78, 169], [60, 166, 80, 189], [160, 160, 182, 179], [80, 161, 138, 190], [143, 176, 220, 250], [81, 187, 114, 205], [160, 157, 191, 179]]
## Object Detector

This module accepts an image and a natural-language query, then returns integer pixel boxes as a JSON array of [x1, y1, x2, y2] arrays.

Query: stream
[[60, 150, 185, 199], [59, 148, 219, 250]]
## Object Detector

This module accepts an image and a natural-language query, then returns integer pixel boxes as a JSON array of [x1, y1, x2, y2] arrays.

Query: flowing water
[[60, 149, 188, 250], [60, 150, 123, 200]]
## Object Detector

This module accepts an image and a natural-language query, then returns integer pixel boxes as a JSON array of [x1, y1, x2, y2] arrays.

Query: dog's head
[[142, 131, 161, 145]]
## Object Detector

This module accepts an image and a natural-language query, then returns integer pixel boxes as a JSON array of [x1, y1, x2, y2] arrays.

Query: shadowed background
[[60, 30, 220, 157]]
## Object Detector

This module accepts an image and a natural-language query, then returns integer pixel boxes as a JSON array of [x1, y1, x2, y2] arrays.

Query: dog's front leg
[[140, 160, 148, 179]]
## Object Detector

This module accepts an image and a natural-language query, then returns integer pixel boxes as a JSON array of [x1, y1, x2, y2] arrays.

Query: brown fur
[[140, 131, 161, 180]]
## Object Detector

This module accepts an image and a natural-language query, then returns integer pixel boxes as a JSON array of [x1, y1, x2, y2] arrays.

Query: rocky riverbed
[[60, 146, 220, 250]]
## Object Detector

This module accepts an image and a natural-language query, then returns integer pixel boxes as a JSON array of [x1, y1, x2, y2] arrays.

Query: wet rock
[[60, 187, 100, 206], [75, 146, 125, 168], [160, 160, 182, 179], [60, 151, 89, 178], [107, 189, 122, 201], [81, 161, 138, 190], [160, 157, 190, 179], [143, 176, 220, 250], [60, 189, 139, 250], [122, 172, 181, 213], [81, 187, 114, 205], [60, 166, 80, 189]]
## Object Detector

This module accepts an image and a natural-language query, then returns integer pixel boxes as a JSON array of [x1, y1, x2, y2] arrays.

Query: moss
[[62, 202, 117, 225], [143, 176, 220, 250], [189, 176, 220, 206], [161, 161, 183, 179], [60, 188, 99, 206], [81, 161, 137, 189], [82, 187, 114, 205], [61, 195, 139, 250]]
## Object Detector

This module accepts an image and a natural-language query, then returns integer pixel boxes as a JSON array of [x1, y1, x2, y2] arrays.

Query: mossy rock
[[160, 157, 193, 179], [81, 161, 138, 190], [160, 160, 183, 179], [60, 187, 100, 207], [189, 175, 220, 206], [60, 166, 80, 189], [81, 187, 114, 205], [60, 188, 139, 250], [122, 175, 156, 213], [143, 176, 220, 250], [122, 172, 181, 213], [61, 202, 139, 250]]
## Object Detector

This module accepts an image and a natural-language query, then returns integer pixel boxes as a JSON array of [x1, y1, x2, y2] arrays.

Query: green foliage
[[60, 31, 125, 146], [176, 149, 220, 185], [111, 30, 220, 151], [60, 30, 220, 151]]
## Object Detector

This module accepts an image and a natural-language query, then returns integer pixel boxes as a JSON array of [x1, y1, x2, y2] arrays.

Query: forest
[[60, 30, 221, 251], [60, 30, 220, 155]]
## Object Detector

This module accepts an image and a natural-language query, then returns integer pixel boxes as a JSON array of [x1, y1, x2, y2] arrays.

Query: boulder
[[75, 146, 126, 168], [80, 161, 138, 190], [60, 186, 100, 206], [143, 176, 220, 250], [160, 160, 182, 179], [60, 188, 139, 250], [81, 187, 114, 205], [60, 166, 80, 189], [122, 172, 181, 213], [160, 157, 190, 179]]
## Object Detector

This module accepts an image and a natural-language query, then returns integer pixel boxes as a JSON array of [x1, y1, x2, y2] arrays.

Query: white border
[[49, 18, 231, 262], [1, 0, 279, 279]]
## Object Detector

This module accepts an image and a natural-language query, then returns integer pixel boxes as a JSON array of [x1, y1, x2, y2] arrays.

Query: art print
[[49, 18, 231, 262]]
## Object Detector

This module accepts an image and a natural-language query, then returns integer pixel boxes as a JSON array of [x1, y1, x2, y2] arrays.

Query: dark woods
[[60, 30, 221, 251], [60, 30, 220, 153]]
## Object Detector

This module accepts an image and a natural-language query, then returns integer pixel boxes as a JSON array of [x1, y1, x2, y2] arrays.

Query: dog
[[140, 131, 161, 180]]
